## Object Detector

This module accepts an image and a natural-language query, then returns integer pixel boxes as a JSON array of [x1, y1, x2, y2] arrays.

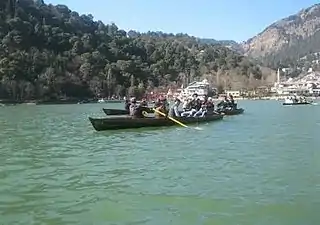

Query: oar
[[153, 108, 188, 128]]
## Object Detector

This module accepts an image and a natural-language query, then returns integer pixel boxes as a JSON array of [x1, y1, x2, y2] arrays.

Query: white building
[[225, 90, 241, 97], [174, 79, 213, 100]]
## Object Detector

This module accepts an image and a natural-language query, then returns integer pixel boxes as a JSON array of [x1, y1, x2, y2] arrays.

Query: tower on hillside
[[277, 68, 280, 84]]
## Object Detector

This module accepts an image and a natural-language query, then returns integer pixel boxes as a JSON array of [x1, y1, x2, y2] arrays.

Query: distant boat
[[282, 101, 312, 105], [282, 97, 312, 105], [97, 98, 125, 104], [97, 98, 105, 103]]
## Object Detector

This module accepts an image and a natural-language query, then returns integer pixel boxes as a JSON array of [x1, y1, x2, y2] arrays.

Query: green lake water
[[0, 101, 319, 225]]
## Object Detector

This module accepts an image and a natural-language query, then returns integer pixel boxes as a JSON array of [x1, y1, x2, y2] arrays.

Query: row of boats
[[88, 105, 244, 131]]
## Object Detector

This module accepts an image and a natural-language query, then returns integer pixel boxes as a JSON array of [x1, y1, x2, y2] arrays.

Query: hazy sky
[[46, 0, 319, 42]]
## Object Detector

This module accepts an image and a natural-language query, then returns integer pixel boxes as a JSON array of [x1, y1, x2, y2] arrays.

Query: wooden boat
[[103, 107, 153, 116], [217, 108, 244, 115], [89, 114, 224, 131], [282, 102, 312, 105], [103, 107, 244, 116], [103, 108, 128, 115]]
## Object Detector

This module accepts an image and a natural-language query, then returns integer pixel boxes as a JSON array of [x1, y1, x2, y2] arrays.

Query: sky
[[46, 0, 319, 42]]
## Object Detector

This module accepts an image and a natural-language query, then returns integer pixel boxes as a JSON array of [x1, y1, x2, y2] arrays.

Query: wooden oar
[[153, 108, 188, 128]]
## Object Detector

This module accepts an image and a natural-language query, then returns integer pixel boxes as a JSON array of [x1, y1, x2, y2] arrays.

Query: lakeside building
[[171, 79, 217, 100], [225, 90, 241, 97], [270, 68, 320, 96]]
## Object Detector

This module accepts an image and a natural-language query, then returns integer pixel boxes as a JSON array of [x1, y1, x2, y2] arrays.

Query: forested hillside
[[0, 0, 265, 101]]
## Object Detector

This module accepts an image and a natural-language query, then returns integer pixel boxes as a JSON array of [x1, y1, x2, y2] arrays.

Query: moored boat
[[89, 114, 224, 131], [282, 102, 312, 105]]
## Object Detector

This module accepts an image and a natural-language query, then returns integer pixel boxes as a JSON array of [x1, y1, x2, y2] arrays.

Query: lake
[[0, 101, 319, 225]]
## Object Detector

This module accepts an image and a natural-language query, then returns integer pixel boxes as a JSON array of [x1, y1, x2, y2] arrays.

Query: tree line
[[0, 0, 263, 101]]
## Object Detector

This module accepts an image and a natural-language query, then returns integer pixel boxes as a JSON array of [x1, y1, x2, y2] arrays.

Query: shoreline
[[0, 99, 125, 106], [1, 96, 319, 107]]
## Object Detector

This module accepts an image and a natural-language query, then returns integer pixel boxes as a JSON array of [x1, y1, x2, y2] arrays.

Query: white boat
[[97, 98, 105, 103]]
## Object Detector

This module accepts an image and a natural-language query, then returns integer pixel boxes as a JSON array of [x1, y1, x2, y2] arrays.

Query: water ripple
[[0, 101, 320, 224]]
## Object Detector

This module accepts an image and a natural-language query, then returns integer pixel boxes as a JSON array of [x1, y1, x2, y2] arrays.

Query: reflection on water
[[0, 101, 319, 225]]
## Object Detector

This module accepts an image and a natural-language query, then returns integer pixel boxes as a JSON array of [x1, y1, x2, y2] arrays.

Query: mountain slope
[[242, 3, 320, 68]]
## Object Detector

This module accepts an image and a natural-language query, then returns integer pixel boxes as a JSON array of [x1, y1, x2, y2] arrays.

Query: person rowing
[[168, 98, 181, 117], [154, 96, 169, 118]]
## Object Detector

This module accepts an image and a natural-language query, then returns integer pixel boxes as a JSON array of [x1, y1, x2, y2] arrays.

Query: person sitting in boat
[[192, 93, 198, 100], [163, 97, 170, 113], [124, 99, 131, 112], [129, 97, 145, 118], [129, 97, 138, 116], [302, 96, 307, 103], [201, 95, 207, 105], [180, 98, 201, 117], [140, 98, 148, 107], [201, 95, 209, 105], [228, 94, 237, 109], [195, 98, 202, 110], [188, 94, 200, 109], [285, 96, 293, 104], [293, 94, 298, 103], [168, 98, 181, 117], [154, 98, 162, 108], [160, 96, 169, 113], [182, 97, 191, 111], [217, 96, 229, 109], [205, 97, 215, 112], [299, 96, 306, 103], [193, 103, 207, 117]]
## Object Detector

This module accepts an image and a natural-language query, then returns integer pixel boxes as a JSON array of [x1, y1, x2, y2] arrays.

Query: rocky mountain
[[241, 3, 320, 69]]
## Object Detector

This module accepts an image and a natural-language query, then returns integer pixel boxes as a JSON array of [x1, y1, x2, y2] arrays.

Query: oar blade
[[153, 108, 189, 128]]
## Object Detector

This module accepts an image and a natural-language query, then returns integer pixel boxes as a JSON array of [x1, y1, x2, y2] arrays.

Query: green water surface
[[0, 101, 319, 225]]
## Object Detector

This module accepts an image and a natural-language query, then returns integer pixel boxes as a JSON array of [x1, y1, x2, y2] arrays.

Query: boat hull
[[217, 108, 244, 115], [103, 108, 128, 115], [89, 114, 224, 131], [103, 107, 153, 116], [282, 102, 311, 105], [103, 108, 244, 116]]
